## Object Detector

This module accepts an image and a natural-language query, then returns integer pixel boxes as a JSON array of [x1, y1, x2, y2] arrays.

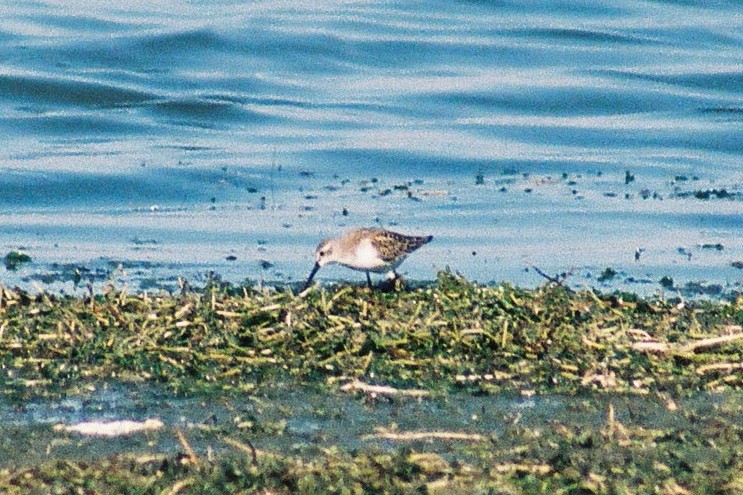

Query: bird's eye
[[319, 250, 325, 256]]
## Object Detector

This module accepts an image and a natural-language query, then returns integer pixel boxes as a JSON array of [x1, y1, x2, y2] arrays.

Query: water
[[2, 382, 740, 468], [1, 0, 742, 295]]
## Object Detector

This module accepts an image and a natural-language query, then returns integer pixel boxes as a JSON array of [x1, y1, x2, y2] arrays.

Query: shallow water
[[2, 382, 740, 469], [1, 0, 742, 295]]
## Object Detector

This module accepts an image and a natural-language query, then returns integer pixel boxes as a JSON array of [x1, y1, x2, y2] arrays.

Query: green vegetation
[[1, 271, 740, 399], [0, 271, 741, 493], [3, 251, 31, 271], [597, 267, 617, 282], [2, 416, 741, 495]]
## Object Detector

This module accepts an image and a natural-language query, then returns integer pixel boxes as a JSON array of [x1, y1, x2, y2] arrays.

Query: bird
[[304, 227, 433, 289]]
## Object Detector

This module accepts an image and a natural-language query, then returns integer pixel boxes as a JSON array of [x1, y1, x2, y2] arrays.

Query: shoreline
[[0, 273, 741, 493], [2, 271, 740, 400]]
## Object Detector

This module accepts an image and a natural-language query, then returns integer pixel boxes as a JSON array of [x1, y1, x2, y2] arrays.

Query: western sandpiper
[[304, 228, 433, 289]]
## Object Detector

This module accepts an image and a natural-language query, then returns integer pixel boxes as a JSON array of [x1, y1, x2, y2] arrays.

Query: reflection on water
[[0, 0, 741, 294]]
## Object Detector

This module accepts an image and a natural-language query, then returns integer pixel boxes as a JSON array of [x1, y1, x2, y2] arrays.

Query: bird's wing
[[370, 230, 432, 262]]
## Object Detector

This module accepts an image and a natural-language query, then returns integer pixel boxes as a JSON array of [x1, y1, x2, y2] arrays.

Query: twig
[[222, 435, 259, 466], [364, 428, 485, 442], [163, 478, 195, 495], [529, 264, 575, 291], [606, 403, 615, 440], [632, 330, 743, 354], [175, 428, 199, 465], [602, 402, 629, 440], [340, 379, 430, 398], [696, 362, 743, 375], [682, 331, 743, 352], [492, 463, 552, 475], [630, 342, 669, 353]]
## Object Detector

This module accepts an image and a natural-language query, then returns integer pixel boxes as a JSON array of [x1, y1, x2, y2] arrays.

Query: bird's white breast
[[341, 238, 388, 272]]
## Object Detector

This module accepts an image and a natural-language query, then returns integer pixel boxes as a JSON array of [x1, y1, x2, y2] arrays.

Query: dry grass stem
[[175, 428, 199, 466], [365, 428, 486, 442], [340, 379, 431, 397]]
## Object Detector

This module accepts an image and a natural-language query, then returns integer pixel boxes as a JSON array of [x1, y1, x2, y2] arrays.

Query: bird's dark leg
[[366, 272, 373, 290]]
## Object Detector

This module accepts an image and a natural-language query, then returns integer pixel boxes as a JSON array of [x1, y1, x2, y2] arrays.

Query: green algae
[[3, 251, 31, 271], [1, 392, 741, 494], [0, 271, 741, 400], [0, 271, 741, 493]]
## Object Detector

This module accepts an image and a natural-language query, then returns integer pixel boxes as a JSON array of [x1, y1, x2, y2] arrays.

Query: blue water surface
[[0, 0, 741, 295]]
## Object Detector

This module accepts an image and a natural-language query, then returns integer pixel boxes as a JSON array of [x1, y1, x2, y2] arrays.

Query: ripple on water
[[0, 0, 741, 292]]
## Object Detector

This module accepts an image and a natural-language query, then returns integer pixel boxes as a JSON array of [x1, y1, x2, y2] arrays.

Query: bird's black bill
[[304, 262, 321, 290]]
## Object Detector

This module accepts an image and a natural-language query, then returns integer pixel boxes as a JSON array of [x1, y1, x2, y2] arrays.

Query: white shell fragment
[[53, 418, 164, 437]]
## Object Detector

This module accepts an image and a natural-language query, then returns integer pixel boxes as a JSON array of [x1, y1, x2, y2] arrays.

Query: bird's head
[[304, 238, 338, 290], [314, 238, 337, 267]]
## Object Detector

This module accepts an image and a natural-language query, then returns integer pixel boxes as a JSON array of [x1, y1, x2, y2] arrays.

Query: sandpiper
[[304, 228, 433, 289]]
